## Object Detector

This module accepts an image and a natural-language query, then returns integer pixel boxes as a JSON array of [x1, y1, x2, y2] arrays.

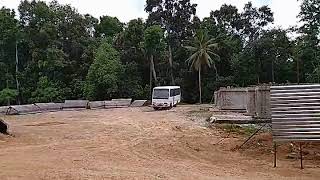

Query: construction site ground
[[1, 106, 320, 179]]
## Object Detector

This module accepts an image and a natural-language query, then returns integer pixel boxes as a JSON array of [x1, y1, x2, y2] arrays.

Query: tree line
[[0, 0, 319, 105]]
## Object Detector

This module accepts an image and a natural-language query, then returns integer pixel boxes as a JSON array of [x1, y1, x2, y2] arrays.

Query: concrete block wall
[[215, 87, 248, 110], [0, 99, 134, 115], [63, 100, 89, 109], [215, 85, 271, 119], [89, 101, 105, 109], [35, 103, 62, 111], [255, 85, 271, 119], [0, 106, 9, 115], [246, 87, 256, 116]]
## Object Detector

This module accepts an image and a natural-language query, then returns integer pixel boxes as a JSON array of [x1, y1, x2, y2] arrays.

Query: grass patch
[[188, 109, 211, 117], [187, 108, 212, 122], [217, 124, 258, 136]]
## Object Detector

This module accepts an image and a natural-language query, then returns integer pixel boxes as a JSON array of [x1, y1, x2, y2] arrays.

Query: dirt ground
[[1, 106, 320, 180]]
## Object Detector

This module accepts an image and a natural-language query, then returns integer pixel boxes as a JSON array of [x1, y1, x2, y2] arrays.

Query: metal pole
[[300, 143, 303, 169], [238, 123, 267, 149], [274, 142, 277, 168]]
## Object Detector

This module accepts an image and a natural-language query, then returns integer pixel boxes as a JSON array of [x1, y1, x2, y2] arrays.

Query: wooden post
[[300, 143, 304, 169], [274, 142, 277, 168]]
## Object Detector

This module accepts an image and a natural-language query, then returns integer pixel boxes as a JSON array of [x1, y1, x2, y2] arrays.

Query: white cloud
[[192, 0, 301, 29], [269, 0, 301, 29], [0, 0, 148, 22], [0, 0, 20, 10], [191, 0, 271, 18], [0, 0, 301, 27], [63, 0, 147, 22]]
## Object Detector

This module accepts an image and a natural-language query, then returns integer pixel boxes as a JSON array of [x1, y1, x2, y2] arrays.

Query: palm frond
[[193, 56, 201, 71], [207, 53, 213, 64], [186, 51, 199, 64], [207, 50, 221, 62], [185, 30, 220, 72], [205, 53, 215, 67], [208, 43, 218, 48], [183, 45, 198, 52], [205, 38, 217, 46]]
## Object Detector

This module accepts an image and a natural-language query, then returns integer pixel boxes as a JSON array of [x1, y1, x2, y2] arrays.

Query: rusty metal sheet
[[271, 85, 320, 142]]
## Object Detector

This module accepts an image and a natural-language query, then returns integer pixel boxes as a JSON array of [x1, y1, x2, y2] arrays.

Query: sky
[[0, 0, 301, 29]]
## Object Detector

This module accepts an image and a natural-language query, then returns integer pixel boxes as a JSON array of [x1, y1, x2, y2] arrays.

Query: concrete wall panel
[[217, 88, 248, 110], [0, 106, 9, 115], [130, 100, 147, 107], [255, 86, 271, 119], [63, 100, 89, 109], [89, 101, 105, 109], [7, 104, 41, 115], [35, 103, 62, 112]]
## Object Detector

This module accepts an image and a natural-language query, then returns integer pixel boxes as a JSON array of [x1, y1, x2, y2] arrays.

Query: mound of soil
[[0, 119, 8, 135]]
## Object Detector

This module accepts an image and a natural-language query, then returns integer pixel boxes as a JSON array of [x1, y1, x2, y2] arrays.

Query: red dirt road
[[0, 107, 319, 179]]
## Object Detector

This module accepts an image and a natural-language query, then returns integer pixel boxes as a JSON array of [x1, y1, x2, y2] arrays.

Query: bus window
[[153, 89, 169, 99], [174, 88, 180, 96], [170, 89, 175, 97]]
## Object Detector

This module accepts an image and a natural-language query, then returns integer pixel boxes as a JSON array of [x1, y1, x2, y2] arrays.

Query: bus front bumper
[[152, 102, 170, 107]]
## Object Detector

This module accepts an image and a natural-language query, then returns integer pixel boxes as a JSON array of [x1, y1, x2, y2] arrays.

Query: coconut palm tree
[[184, 30, 220, 104]]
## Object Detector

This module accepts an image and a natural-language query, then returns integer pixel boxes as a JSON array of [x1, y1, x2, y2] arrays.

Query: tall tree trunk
[[149, 57, 153, 100], [199, 66, 202, 104], [5, 66, 10, 90], [297, 58, 300, 84], [316, 63, 320, 84], [150, 55, 157, 85], [271, 58, 275, 83], [6, 69, 10, 106], [257, 58, 261, 84], [15, 42, 21, 105], [213, 63, 218, 81], [316, 53, 319, 83], [165, 25, 175, 85], [168, 45, 175, 85]]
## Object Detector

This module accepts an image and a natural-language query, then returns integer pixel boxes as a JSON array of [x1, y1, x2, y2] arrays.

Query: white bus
[[152, 86, 181, 110]]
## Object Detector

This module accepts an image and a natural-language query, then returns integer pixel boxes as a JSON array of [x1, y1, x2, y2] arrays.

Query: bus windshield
[[153, 89, 169, 99]]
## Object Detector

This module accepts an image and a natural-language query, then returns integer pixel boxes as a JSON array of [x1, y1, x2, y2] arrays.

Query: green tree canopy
[[0, 7, 19, 90], [0, 88, 18, 105], [0, 0, 319, 105], [144, 25, 165, 55], [85, 41, 123, 100], [96, 15, 123, 38], [30, 76, 63, 103]]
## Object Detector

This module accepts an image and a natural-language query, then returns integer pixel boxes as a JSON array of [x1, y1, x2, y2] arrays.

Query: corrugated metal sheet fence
[[271, 85, 320, 142], [270, 84, 320, 168]]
